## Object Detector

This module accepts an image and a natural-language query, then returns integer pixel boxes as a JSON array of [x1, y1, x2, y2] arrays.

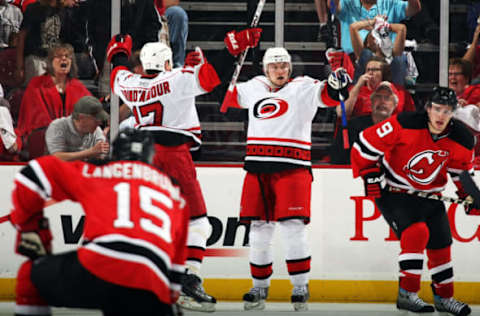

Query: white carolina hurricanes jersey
[[112, 66, 207, 149], [235, 75, 337, 169]]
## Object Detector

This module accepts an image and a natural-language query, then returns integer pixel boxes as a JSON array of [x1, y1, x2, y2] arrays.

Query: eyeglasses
[[54, 54, 72, 59], [366, 67, 382, 72]]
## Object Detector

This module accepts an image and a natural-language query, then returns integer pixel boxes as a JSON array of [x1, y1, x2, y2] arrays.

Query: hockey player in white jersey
[[105, 29, 261, 312], [220, 47, 351, 312]]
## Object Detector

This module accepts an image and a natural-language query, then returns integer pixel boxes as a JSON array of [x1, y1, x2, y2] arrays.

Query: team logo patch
[[403, 150, 449, 185], [253, 97, 289, 119]]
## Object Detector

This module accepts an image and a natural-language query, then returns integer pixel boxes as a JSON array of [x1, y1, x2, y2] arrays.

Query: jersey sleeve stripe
[[14, 172, 49, 200], [359, 132, 384, 156], [352, 142, 378, 161], [29, 160, 52, 198]]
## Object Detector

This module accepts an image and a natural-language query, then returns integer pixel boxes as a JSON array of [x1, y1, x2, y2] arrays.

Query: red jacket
[[16, 75, 91, 137]]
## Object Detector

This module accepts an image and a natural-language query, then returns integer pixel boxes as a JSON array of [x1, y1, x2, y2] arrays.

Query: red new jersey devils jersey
[[351, 112, 475, 192], [10, 156, 189, 304]]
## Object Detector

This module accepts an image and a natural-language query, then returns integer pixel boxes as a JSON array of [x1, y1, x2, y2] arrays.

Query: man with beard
[[329, 80, 397, 164]]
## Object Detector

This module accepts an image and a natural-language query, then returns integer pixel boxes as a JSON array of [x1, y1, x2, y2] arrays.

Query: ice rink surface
[[0, 302, 479, 315]]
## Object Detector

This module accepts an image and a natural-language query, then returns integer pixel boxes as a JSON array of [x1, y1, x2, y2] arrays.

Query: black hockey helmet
[[428, 86, 458, 110], [111, 129, 155, 163]]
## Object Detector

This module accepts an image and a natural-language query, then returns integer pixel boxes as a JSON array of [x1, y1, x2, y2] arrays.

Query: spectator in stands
[[61, 0, 98, 80], [330, 0, 420, 57], [448, 58, 480, 107], [10, 0, 36, 12], [314, 0, 329, 42], [154, 0, 188, 67], [342, 56, 414, 119], [15, 0, 77, 86], [463, 24, 480, 85], [350, 16, 407, 86], [0, 0, 22, 49], [329, 81, 397, 164], [0, 96, 21, 161], [45, 95, 109, 161], [16, 43, 91, 159]]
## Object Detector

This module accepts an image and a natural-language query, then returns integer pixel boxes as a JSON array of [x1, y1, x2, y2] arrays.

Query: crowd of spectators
[[0, 0, 479, 165]]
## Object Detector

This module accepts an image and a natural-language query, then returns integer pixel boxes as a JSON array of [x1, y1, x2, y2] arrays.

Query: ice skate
[[432, 285, 471, 316], [243, 286, 268, 311], [178, 274, 216, 313], [396, 287, 434, 313], [291, 284, 309, 311]]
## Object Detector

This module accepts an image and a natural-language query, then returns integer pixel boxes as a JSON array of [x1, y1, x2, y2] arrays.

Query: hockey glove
[[327, 67, 351, 101], [360, 167, 384, 198], [224, 28, 262, 57], [184, 46, 206, 68], [456, 189, 480, 215], [106, 34, 132, 62], [325, 48, 345, 71], [465, 204, 480, 215], [15, 214, 52, 260]]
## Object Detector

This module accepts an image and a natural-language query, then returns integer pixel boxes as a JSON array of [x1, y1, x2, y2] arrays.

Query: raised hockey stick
[[328, 0, 350, 149], [220, 0, 266, 113]]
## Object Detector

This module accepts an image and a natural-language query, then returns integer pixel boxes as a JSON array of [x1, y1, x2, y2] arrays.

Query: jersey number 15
[[113, 182, 172, 243]]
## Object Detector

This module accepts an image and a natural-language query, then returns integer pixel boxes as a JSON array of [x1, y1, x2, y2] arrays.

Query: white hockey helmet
[[262, 47, 292, 74], [140, 42, 173, 72]]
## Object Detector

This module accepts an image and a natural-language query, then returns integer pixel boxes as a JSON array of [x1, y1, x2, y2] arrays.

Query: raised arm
[[464, 24, 480, 64], [339, 73, 370, 118], [405, 0, 421, 18], [390, 23, 406, 57], [349, 19, 374, 60]]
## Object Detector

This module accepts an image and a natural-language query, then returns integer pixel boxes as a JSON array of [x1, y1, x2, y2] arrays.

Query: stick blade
[[459, 171, 480, 207]]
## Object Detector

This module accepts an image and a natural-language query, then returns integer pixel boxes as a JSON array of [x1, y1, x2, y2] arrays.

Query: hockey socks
[[14, 260, 51, 316], [427, 247, 454, 298], [399, 223, 429, 293]]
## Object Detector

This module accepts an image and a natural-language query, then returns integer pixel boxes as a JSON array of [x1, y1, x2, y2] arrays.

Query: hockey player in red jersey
[[9, 129, 189, 316], [219, 46, 352, 311], [351, 86, 476, 316], [106, 28, 261, 312]]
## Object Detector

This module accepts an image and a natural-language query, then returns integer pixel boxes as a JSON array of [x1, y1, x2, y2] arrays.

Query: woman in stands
[[350, 16, 408, 86], [342, 56, 415, 120], [16, 43, 91, 160]]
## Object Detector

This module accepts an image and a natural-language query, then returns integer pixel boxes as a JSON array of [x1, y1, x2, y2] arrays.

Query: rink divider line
[[1, 279, 479, 303]]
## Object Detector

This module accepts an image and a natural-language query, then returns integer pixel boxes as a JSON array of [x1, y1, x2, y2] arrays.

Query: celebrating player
[[219, 45, 351, 311], [351, 86, 475, 316], [106, 28, 261, 312], [10, 129, 188, 316]]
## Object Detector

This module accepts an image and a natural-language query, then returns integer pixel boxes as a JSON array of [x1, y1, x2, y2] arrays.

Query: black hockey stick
[[327, 0, 349, 149], [459, 170, 480, 206], [220, 0, 266, 113]]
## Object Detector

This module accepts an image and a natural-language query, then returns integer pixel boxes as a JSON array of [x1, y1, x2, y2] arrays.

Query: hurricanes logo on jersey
[[253, 97, 289, 119], [403, 150, 449, 185]]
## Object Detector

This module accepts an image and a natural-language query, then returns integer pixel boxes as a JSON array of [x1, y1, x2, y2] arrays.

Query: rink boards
[[0, 165, 479, 302]]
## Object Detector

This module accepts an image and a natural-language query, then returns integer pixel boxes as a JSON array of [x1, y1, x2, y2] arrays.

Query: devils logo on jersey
[[403, 150, 449, 185], [253, 97, 289, 119]]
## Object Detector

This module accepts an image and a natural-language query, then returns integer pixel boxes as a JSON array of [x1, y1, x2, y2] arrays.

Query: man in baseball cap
[[45, 96, 110, 161], [73, 96, 109, 122]]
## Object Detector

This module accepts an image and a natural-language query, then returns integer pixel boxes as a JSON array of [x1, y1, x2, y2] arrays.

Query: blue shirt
[[337, 0, 408, 54]]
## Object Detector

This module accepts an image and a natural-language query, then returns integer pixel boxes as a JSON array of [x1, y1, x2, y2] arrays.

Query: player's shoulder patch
[[449, 119, 475, 150], [396, 111, 426, 129]]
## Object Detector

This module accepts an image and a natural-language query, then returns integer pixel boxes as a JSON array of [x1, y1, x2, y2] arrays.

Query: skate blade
[[178, 295, 216, 313], [244, 300, 266, 311], [293, 302, 308, 312]]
